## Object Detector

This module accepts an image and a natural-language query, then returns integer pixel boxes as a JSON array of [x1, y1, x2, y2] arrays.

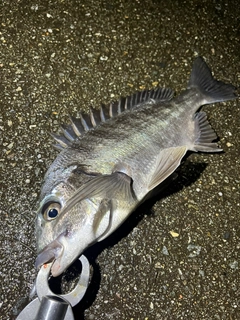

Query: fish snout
[[35, 238, 63, 270]]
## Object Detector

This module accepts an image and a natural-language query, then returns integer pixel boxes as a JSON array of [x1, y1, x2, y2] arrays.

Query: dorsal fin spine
[[117, 99, 122, 114], [80, 114, 90, 131], [109, 103, 113, 118], [52, 87, 174, 149], [51, 132, 71, 149], [124, 96, 129, 110], [100, 105, 106, 122], [69, 116, 84, 136], [89, 107, 97, 127]]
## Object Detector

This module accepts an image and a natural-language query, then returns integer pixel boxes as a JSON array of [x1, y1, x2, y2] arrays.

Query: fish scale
[[35, 57, 237, 277]]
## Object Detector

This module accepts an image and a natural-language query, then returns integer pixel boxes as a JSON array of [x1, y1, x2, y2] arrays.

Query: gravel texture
[[0, 1, 239, 319]]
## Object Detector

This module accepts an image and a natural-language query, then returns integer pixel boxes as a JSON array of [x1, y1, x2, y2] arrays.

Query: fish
[[35, 57, 237, 276]]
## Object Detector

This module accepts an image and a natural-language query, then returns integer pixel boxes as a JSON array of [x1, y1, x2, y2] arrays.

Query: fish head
[[35, 161, 136, 276], [35, 175, 106, 277]]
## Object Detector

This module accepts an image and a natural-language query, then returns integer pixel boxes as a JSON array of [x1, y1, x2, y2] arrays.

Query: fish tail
[[188, 57, 237, 103]]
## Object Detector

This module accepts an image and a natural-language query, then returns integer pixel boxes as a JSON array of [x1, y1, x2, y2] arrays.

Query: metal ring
[[36, 255, 90, 307]]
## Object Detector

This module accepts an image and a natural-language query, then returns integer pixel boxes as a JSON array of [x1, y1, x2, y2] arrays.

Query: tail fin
[[188, 57, 237, 103]]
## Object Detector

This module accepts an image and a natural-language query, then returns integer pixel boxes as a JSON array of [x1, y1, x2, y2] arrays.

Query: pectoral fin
[[148, 146, 187, 191], [93, 199, 112, 238], [62, 171, 136, 214]]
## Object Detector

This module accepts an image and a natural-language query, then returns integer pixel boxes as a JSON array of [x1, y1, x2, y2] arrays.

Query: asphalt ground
[[0, 1, 239, 319]]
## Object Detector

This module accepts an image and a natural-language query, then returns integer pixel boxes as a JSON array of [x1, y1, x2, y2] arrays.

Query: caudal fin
[[188, 57, 237, 103]]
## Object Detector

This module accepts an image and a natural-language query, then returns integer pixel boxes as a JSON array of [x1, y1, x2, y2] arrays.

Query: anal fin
[[148, 146, 187, 191], [193, 112, 222, 152]]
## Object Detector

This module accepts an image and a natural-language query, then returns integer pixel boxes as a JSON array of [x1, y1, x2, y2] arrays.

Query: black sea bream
[[35, 57, 237, 276]]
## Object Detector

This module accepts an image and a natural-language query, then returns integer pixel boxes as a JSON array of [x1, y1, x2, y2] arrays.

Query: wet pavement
[[0, 0, 239, 319]]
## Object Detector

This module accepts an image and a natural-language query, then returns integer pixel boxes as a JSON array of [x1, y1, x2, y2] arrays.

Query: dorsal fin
[[52, 87, 174, 150]]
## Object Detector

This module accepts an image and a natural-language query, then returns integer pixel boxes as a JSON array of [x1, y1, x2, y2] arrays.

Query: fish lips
[[35, 236, 64, 277]]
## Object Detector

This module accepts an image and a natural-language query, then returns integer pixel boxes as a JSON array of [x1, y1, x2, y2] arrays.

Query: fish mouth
[[35, 236, 64, 277]]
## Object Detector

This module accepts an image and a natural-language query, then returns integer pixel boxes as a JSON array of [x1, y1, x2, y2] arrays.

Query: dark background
[[0, 0, 239, 319]]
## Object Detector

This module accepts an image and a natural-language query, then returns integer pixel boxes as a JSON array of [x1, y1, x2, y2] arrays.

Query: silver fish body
[[35, 57, 236, 276]]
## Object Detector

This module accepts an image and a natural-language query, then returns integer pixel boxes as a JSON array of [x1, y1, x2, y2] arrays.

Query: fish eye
[[42, 202, 61, 221]]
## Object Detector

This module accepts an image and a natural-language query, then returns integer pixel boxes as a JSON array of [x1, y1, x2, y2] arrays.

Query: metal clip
[[16, 255, 90, 320]]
